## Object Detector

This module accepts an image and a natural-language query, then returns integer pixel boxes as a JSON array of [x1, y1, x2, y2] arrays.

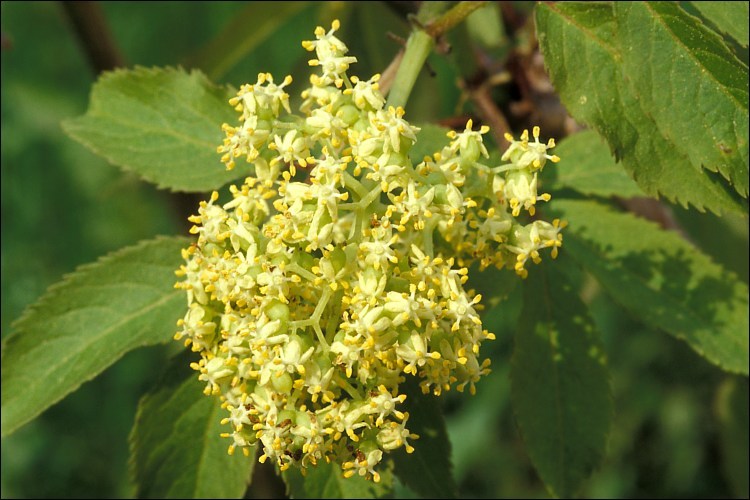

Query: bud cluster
[[175, 20, 563, 481]]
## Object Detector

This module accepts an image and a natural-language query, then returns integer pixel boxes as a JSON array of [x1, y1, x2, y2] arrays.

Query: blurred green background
[[1, 2, 747, 498]]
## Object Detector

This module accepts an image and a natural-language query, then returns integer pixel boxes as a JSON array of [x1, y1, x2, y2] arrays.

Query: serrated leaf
[[409, 123, 451, 164], [1, 236, 190, 437], [283, 460, 393, 499], [552, 199, 749, 374], [691, 1, 749, 48], [615, 2, 748, 198], [391, 377, 457, 499], [549, 130, 643, 198], [715, 377, 750, 498], [185, 2, 309, 81], [535, 3, 747, 215], [511, 262, 612, 498], [63, 66, 251, 192], [130, 351, 255, 498]]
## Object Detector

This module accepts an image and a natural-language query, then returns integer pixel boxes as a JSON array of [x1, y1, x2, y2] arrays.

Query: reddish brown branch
[[61, 1, 124, 73]]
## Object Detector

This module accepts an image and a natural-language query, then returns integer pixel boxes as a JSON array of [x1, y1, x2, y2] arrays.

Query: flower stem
[[426, 1, 488, 38], [415, 1, 454, 25], [386, 1, 488, 109], [386, 30, 434, 109]]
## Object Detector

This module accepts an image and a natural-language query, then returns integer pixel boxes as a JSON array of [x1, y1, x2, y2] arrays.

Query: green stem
[[342, 171, 369, 199], [324, 289, 345, 343], [335, 373, 362, 400], [386, 1, 488, 109], [426, 1, 487, 38], [285, 263, 317, 282], [415, 1, 454, 25], [359, 186, 385, 210], [386, 30, 434, 109], [422, 217, 438, 258]]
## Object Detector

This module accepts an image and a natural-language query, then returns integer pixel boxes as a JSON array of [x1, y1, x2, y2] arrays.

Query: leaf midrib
[[1, 286, 181, 435], [72, 110, 216, 150]]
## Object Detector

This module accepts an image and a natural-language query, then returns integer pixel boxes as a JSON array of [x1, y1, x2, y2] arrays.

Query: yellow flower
[[177, 19, 565, 482]]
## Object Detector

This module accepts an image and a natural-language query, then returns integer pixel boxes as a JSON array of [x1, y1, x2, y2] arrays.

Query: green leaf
[[690, 1, 749, 48], [549, 130, 643, 198], [130, 351, 255, 498], [552, 199, 750, 374], [62, 67, 251, 192], [465, 2, 506, 50], [511, 262, 612, 498], [1, 236, 189, 437], [392, 377, 457, 499], [615, 2, 748, 198], [715, 377, 750, 498], [283, 460, 393, 499], [447, 364, 511, 482], [535, 2, 747, 215], [447, 283, 521, 482], [409, 123, 451, 165], [184, 2, 310, 81]]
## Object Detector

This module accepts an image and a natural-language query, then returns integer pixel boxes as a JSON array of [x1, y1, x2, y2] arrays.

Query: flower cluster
[[175, 20, 563, 481]]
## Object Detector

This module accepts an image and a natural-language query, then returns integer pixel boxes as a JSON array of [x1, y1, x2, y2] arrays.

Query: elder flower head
[[175, 20, 564, 482]]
